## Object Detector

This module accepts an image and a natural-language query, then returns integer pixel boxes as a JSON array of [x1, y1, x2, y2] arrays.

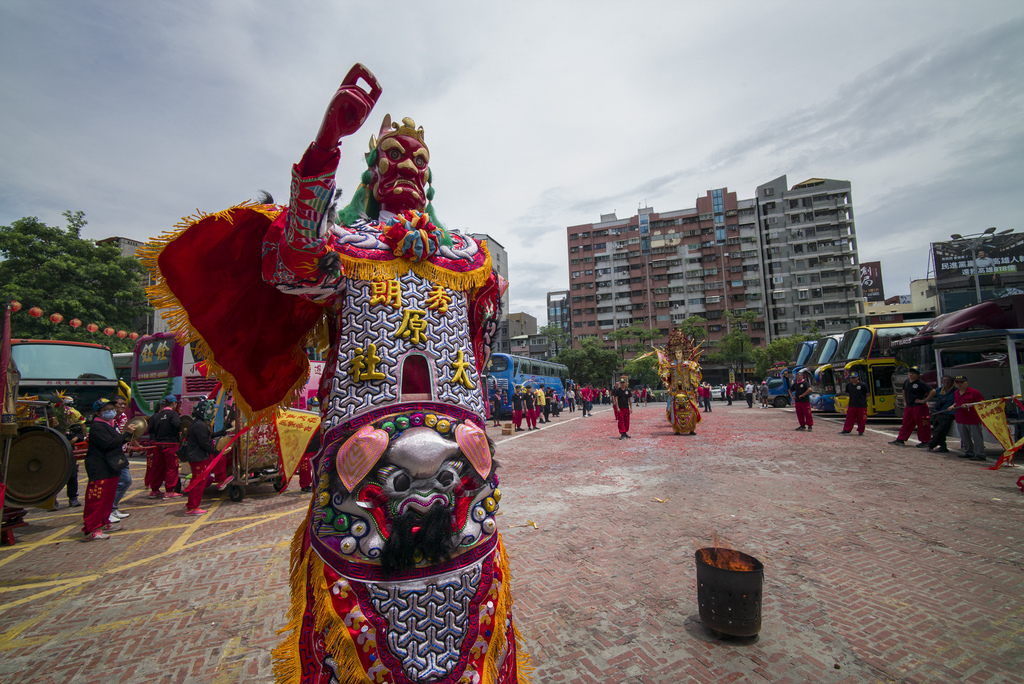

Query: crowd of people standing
[[483, 368, 997, 461], [77, 393, 237, 541]]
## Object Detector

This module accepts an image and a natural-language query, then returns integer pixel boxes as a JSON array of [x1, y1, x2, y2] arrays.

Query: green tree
[[752, 333, 809, 378], [554, 338, 619, 386], [706, 330, 756, 380], [608, 324, 661, 364], [538, 324, 570, 357], [622, 352, 659, 389], [705, 309, 760, 381], [675, 315, 707, 343], [0, 212, 151, 352]]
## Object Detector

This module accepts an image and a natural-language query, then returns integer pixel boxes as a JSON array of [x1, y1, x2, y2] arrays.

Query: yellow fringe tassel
[[485, 536, 534, 684], [271, 529, 533, 684], [271, 547, 372, 683], [335, 242, 493, 292], [139, 202, 321, 423]]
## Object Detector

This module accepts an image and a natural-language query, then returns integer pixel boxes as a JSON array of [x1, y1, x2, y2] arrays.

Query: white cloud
[[2, 0, 1022, 320]]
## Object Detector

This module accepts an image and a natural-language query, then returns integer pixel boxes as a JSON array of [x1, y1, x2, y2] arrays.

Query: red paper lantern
[[50, 313, 64, 324], [29, 307, 43, 317], [10, 301, 21, 312], [69, 318, 82, 328], [103, 327, 115, 336], [87, 323, 99, 333], [128, 332, 139, 340], [116, 330, 127, 339]]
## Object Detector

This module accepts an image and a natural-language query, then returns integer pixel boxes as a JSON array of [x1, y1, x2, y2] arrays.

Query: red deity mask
[[372, 134, 429, 213]]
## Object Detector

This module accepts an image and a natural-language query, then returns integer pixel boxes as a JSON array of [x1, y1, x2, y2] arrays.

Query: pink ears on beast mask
[[455, 423, 491, 479], [335, 424, 389, 491]]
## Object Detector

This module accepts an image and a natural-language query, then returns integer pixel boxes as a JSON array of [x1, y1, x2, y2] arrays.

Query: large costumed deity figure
[[141, 65, 529, 683], [654, 330, 702, 435]]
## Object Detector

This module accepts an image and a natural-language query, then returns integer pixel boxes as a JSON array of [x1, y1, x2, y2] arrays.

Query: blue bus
[[485, 353, 570, 418]]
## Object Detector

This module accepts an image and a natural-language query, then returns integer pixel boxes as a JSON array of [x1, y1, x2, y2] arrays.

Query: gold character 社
[[349, 343, 387, 382]]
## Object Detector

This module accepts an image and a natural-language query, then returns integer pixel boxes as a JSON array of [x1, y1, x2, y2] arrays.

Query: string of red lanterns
[[7, 300, 139, 340]]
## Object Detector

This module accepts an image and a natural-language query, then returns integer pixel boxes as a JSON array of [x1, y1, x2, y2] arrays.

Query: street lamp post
[[949, 227, 1014, 305]]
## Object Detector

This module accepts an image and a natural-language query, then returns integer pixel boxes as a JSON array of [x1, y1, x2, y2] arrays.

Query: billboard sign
[[932, 234, 1024, 291], [859, 261, 885, 302]]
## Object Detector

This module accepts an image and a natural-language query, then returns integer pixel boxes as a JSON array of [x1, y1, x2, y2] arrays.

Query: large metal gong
[[4, 426, 74, 506]]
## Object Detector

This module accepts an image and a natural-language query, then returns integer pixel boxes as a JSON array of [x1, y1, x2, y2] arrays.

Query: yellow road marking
[[212, 636, 246, 683], [0, 574, 99, 612], [167, 499, 223, 553], [0, 502, 305, 633], [0, 524, 77, 570], [0, 577, 92, 650]]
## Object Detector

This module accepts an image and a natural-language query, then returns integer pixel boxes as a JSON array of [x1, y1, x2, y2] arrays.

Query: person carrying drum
[[146, 394, 182, 499]]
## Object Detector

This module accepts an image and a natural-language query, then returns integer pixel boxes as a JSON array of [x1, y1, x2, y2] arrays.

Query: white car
[[710, 386, 725, 401]]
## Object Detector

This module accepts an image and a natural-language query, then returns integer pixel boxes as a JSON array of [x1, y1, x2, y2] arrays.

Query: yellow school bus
[[831, 322, 928, 417]]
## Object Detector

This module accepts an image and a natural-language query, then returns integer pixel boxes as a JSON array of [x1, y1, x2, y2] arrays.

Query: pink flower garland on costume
[[381, 210, 440, 262]]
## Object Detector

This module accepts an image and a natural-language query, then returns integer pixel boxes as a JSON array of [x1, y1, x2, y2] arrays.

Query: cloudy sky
[[2, 1, 1022, 321]]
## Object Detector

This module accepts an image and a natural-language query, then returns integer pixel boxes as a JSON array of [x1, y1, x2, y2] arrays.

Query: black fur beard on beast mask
[[380, 503, 456, 576]]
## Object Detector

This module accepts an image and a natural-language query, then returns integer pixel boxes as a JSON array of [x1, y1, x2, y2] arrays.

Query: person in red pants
[[83, 398, 137, 540], [838, 370, 868, 436], [792, 371, 814, 431], [179, 399, 233, 515], [146, 395, 183, 499], [889, 367, 935, 447], [524, 385, 537, 430], [511, 386, 525, 432], [611, 377, 632, 439]]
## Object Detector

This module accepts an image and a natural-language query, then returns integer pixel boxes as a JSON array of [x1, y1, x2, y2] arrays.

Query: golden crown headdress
[[368, 114, 427, 152]]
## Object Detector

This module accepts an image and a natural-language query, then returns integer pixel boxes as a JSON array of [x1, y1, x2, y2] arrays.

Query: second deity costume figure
[[656, 330, 702, 435]]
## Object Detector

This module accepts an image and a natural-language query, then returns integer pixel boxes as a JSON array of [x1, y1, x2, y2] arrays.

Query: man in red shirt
[[953, 375, 987, 462]]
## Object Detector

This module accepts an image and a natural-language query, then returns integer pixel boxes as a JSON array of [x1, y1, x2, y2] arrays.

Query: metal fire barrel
[[695, 547, 764, 637]]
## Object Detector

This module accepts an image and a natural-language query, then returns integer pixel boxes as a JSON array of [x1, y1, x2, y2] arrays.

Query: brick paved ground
[[1, 402, 1022, 683]]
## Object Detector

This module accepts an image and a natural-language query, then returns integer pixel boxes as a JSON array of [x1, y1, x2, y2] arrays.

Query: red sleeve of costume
[[262, 143, 344, 295], [467, 270, 506, 377]]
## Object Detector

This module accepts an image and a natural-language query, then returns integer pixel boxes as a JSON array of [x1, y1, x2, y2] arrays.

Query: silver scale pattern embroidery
[[321, 270, 485, 432], [366, 563, 482, 680]]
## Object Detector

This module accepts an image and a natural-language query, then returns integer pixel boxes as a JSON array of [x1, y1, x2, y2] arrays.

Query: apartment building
[[755, 176, 865, 339], [546, 290, 570, 334], [566, 188, 767, 363]]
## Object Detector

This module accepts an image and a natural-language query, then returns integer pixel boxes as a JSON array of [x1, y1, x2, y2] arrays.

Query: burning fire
[[697, 547, 759, 572]]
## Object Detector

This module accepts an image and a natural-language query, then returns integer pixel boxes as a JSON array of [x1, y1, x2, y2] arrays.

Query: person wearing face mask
[[82, 398, 139, 540]]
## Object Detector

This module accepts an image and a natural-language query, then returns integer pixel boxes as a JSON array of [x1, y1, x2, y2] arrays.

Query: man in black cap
[[792, 370, 814, 431], [889, 367, 934, 446], [145, 394, 183, 499], [838, 370, 868, 435]]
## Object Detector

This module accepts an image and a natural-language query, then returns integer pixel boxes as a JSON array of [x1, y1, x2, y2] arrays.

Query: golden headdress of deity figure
[[368, 114, 427, 152]]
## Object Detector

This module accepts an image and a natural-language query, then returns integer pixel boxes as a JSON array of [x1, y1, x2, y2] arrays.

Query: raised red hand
[[313, 63, 382, 151]]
